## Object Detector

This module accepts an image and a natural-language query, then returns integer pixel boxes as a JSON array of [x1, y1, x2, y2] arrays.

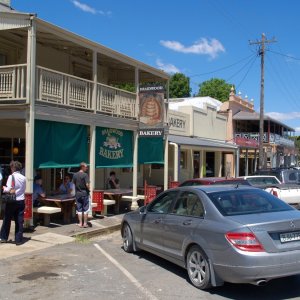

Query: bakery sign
[[168, 111, 190, 136], [138, 85, 165, 137]]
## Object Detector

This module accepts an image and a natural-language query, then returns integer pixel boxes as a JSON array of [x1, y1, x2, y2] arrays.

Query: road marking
[[94, 243, 159, 300]]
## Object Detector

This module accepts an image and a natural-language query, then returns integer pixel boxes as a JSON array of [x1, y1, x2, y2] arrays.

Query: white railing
[[0, 64, 26, 100], [96, 83, 137, 118], [0, 64, 138, 119], [37, 66, 93, 110]]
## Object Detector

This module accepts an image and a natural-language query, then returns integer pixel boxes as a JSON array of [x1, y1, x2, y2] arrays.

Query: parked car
[[179, 177, 251, 187], [121, 185, 300, 289], [241, 175, 300, 206], [254, 168, 300, 185]]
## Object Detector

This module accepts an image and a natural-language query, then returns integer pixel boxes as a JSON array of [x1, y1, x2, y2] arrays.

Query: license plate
[[280, 232, 300, 243]]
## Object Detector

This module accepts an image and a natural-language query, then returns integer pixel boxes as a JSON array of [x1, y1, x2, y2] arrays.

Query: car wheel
[[186, 245, 211, 290], [122, 223, 134, 253]]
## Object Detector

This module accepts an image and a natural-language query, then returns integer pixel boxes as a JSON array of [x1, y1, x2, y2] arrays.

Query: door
[[163, 191, 205, 260], [140, 191, 177, 253]]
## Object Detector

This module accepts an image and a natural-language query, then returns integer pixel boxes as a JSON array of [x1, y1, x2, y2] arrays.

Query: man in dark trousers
[[72, 162, 90, 228]]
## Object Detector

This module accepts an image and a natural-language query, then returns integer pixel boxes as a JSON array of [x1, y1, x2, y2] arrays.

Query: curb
[[71, 223, 121, 239]]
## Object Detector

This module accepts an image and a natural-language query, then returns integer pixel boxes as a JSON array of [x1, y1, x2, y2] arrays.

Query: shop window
[[180, 151, 187, 169]]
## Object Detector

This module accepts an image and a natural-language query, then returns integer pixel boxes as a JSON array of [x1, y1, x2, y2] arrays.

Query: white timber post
[[132, 67, 139, 199], [25, 17, 36, 226], [89, 49, 97, 215]]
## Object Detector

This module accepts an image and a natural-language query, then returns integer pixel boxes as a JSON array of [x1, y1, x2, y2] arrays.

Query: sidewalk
[[0, 214, 124, 259]]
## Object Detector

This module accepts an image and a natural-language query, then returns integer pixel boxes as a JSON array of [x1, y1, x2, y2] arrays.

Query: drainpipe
[[169, 142, 179, 181], [235, 148, 240, 177]]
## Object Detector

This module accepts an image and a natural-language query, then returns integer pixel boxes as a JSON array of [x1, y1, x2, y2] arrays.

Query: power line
[[226, 54, 258, 82], [236, 55, 258, 90], [189, 54, 256, 78], [267, 49, 300, 61]]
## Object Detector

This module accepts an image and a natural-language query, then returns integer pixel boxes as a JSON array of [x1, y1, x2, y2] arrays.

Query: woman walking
[[0, 161, 26, 245]]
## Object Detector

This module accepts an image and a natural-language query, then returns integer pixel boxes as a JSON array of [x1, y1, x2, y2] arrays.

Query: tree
[[112, 83, 135, 93], [169, 73, 191, 98], [196, 78, 234, 102]]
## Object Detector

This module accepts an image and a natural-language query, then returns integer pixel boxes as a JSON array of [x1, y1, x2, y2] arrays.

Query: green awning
[[34, 120, 88, 169], [138, 137, 164, 164], [96, 127, 133, 168]]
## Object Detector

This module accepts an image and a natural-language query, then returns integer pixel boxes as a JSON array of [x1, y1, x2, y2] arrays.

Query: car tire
[[122, 223, 134, 253], [186, 245, 212, 290]]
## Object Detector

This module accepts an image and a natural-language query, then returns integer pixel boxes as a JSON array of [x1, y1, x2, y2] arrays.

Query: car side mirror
[[139, 206, 147, 214]]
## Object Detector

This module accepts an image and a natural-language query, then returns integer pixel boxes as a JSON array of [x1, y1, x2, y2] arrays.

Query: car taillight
[[271, 189, 279, 197], [225, 232, 265, 252]]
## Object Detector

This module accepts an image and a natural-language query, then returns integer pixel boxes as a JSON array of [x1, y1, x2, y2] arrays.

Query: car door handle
[[183, 220, 192, 226], [154, 218, 162, 224]]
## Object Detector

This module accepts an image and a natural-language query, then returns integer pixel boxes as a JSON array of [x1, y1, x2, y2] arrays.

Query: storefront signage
[[96, 127, 133, 167], [139, 85, 165, 130], [168, 111, 190, 136], [138, 128, 164, 137], [235, 137, 259, 148]]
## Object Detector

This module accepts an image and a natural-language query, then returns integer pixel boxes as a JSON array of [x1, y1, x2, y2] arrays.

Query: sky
[[10, 0, 300, 134]]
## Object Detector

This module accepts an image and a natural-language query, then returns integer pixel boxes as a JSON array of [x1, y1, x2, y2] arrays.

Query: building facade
[[0, 3, 170, 204], [220, 88, 296, 175]]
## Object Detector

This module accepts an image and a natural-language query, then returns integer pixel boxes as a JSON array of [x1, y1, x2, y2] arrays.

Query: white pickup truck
[[240, 175, 300, 206]]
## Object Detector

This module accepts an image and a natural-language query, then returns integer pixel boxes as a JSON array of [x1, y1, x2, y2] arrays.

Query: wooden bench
[[33, 206, 62, 226], [92, 199, 116, 215]]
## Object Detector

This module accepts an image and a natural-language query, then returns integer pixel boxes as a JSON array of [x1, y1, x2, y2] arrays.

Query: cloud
[[156, 59, 180, 74], [266, 111, 300, 121], [71, 0, 111, 16], [160, 38, 225, 59]]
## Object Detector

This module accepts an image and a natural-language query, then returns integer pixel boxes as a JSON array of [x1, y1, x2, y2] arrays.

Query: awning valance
[[34, 120, 88, 169], [168, 135, 238, 152], [138, 137, 164, 164], [96, 127, 133, 168]]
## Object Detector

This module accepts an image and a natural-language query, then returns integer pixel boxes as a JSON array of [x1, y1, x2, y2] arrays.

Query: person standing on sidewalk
[[73, 162, 90, 228], [0, 161, 26, 245]]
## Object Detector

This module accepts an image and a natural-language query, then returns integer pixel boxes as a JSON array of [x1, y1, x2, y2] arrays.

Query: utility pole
[[249, 34, 276, 170]]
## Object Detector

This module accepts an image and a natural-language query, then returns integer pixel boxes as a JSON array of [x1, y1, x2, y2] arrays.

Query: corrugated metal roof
[[169, 135, 238, 151], [233, 111, 295, 131]]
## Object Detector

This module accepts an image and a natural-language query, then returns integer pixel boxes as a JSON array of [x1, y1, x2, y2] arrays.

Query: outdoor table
[[104, 189, 132, 214], [41, 194, 75, 224]]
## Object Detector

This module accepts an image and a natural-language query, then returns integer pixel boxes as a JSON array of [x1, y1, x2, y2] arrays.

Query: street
[[0, 231, 300, 300]]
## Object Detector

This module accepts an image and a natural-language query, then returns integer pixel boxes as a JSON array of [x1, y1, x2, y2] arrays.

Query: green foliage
[[169, 73, 191, 98], [196, 78, 234, 102], [112, 83, 135, 93]]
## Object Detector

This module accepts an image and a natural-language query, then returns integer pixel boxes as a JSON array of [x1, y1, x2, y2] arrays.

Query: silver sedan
[[121, 185, 300, 289]]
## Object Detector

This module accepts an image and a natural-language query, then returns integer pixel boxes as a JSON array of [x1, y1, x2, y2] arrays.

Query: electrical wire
[[236, 55, 258, 90], [266, 53, 300, 111], [226, 53, 258, 82], [189, 53, 256, 78], [267, 49, 300, 61]]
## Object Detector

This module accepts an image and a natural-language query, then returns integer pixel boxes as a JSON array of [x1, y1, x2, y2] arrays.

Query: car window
[[172, 191, 204, 217], [246, 177, 279, 185], [148, 191, 177, 214], [207, 189, 293, 216]]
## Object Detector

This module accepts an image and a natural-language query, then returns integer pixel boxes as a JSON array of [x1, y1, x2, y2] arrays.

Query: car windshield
[[207, 189, 294, 216]]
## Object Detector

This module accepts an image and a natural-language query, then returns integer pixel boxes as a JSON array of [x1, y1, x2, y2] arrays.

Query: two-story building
[[220, 88, 296, 175], [0, 2, 170, 201]]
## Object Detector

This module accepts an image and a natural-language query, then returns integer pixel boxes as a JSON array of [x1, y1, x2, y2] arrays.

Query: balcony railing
[[0, 64, 26, 100], [235, 132, 295, 147], [0, 64, 137, 119]]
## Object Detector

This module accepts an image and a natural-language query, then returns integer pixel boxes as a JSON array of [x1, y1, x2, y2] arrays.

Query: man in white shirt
[[0, 161, 26, 245]]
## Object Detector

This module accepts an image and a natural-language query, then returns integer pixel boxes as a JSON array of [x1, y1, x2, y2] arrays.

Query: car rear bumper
[[213, 251, 300, 284]]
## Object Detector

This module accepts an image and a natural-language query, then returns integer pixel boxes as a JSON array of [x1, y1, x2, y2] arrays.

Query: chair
[[144, 181, 157, 205]]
